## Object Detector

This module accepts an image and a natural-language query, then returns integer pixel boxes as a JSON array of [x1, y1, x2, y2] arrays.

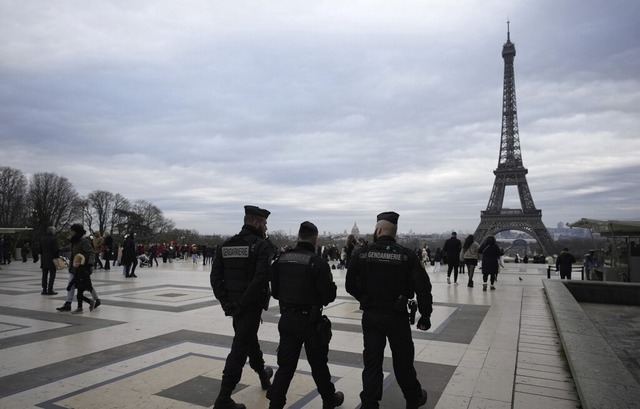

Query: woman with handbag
[[478, 235, 504, 291]]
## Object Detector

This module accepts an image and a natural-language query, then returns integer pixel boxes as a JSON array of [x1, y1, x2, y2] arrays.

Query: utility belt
[[280, 303, 314, 315], [363, 296, 417, 324]]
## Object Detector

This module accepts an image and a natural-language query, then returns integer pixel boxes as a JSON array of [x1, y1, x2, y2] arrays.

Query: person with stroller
[[148, 243, 159, 267], [122, 232, 138, 277]]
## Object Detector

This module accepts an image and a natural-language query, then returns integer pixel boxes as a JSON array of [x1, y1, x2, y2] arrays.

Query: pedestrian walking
[[461, 235, 480, 288], [210, 205, 275, 409], [56, 224, 101, 312], [346, 212, 432, 409], [478, 235, 503, 291], [556, 248, 576, 279], [40, 226, 60, 295], [443, 232, 462, 285], [267, 221, 344, 409]]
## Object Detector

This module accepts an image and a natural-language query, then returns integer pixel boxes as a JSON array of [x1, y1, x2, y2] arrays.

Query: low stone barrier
[[543, 280, 640, 409]]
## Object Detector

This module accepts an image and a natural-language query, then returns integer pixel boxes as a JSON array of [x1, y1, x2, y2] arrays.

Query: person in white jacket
[[460, 235, 480, 288]]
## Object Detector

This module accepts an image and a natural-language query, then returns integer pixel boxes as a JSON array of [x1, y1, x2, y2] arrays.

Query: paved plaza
[[0, 258, 583, 408]]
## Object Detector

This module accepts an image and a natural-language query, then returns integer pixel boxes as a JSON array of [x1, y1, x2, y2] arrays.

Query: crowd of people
[[2, 207, 597, 408]]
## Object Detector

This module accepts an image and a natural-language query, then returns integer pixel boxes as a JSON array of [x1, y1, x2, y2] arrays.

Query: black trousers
[[267, 312, 335, 408], [42, 267, 56, 292], [360, 309, 422, 409], [124, 259, 138, 276], [482, 271, 497, 284], [94, 253, 103, 268], [77, 289, 91, 308], [220, 304, 266, 391], [447, 260, 459, 282]]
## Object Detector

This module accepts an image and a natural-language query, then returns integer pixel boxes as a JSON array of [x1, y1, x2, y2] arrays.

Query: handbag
[[53, 257, 67, 271]]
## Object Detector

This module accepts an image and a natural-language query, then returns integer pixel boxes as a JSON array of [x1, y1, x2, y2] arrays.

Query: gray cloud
[[1, 0, 639, 235]]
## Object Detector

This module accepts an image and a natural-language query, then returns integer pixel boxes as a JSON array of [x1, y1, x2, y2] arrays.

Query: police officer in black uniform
[[266, 221, 344, 409], [346, 212, 432, 409], [211, 205, 275, 409]]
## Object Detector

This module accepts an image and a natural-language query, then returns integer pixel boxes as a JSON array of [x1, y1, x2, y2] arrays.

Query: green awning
[[568, 218, 640, 237]]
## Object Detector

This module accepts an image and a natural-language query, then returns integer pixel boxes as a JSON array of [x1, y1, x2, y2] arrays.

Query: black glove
[[417, 316, 431, 331], [66, 285, 72, 292], [223, 302, 242, 317]]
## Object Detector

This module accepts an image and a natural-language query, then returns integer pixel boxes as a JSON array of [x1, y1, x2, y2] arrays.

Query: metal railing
[[547, 265, 585, 280]]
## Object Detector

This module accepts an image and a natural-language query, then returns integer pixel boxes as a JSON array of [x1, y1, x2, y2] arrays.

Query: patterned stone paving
[[0, 258, 578, 408]]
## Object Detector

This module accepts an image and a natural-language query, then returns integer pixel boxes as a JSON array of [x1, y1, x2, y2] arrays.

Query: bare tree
[[164, 228, 200, 246], [110, 193, 131, 235], [79, 199, 93, 232], [131, 200, 175, 239], [268, 230, 296, 249], [28, 172, 80, 233], [0, 166, 29, 227], [86, 190, 115, 234]]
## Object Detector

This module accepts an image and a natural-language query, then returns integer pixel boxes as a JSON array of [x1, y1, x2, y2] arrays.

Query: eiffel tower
[[473, 24, 556, 255]]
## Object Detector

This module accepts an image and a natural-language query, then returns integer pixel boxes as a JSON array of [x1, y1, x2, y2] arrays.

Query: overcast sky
[[1, 1, 639, 236]]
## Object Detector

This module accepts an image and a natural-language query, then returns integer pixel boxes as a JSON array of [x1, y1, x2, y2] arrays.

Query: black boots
[[213, 387, 246, 409], [406, 388, 428, 409], [259, 366, 273, 390], [213, 367, 271, 409], [212, 397, 246, 409], [322, 391, 344, 409], [56, 302, 71, 312]]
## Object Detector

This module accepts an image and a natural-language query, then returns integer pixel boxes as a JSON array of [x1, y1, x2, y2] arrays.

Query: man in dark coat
[[443, 231, 462, 285], [556, 248, 577, 280], [210, 205, 275, 409], [40, 226, 60, 295]]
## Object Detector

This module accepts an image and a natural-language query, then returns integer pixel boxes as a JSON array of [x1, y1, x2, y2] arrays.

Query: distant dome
[[351, 222, 360, 236]]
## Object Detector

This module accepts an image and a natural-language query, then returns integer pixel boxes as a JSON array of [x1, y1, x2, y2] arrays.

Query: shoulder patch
[[222, 246, 250, 258], [279, 252, 313, 265]]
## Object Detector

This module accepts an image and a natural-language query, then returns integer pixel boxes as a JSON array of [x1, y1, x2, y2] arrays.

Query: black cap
[[244, 205, 270, 219], [70, 223, 86, 236], [298, 221, 318, 236], [451, 231, 457, 236], [376, 211, 399, 225]]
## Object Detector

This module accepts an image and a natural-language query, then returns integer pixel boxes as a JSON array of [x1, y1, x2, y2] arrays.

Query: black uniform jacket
[[210, 224, 272, 306], [346, 235, 433, 318], [271, 241, 337, 307]]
